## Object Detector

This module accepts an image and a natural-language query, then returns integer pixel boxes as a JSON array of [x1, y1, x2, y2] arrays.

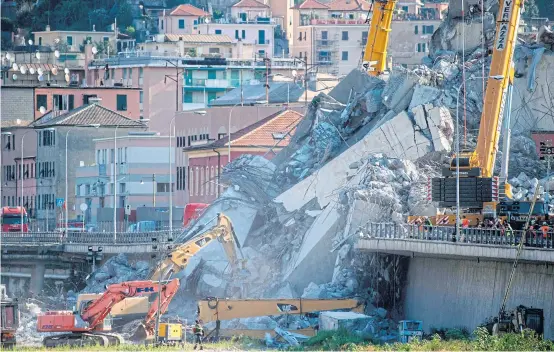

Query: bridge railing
[[363, 223, 554, 249], [0, 230, 181, 245]]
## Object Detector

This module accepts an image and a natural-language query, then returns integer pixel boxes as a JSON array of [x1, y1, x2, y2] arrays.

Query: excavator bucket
[[129, 323, 153, 341]]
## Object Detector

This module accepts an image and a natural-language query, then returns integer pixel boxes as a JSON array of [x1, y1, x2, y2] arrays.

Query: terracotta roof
[[170, 4, 209, 16], [295, 0, 329, 9], [233, 0, 270, 8], [164, 34, 233, 44], [187, 110, 303, 151], [327, 0, 371, 11], [29, 104, 146, 128]]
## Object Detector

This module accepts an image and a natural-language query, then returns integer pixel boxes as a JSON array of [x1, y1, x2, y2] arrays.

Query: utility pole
[[164, 59, 183, 113]]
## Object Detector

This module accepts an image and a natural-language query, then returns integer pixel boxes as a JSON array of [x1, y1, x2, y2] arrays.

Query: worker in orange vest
[[540, 222, 550, 248], [461, 216, 470, 229]]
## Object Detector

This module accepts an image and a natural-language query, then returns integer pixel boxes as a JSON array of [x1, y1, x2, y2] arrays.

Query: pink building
[[155, 4, 210, 35], [184, 109, 302, 203], [1, 122, 40, 218], [34, 86, 141, 120], [172, 106, 305, 205]]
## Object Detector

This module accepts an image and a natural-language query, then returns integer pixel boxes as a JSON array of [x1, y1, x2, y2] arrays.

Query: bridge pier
[[31, 263, 46, 295]]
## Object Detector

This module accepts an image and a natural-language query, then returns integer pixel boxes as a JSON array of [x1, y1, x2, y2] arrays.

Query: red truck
[[1, 207, 29, 232]]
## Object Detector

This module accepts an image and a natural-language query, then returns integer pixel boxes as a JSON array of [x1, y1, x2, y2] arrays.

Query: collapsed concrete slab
[[319, 311, 372, 331]]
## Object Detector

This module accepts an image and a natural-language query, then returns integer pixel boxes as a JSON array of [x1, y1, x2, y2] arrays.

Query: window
[[362, 31, 368, 43], [235, 29, 239, 39], [139, 91, 144, 109], [103, 36, 109, 42], [53, 94, 69, 111], [122, 68, 127, 79], [178, 19, 185, 29], [258, 50, 265, 57], [83, 94, 97, 105], [184, 91, 193, 103], [423, 25, 434, 34], [193, 19, 198, 28], [189, 167, 194, 195], [156, 183, 171, 192], [139, 67, 144, 85], [342, 31, 348, 40], [120, 183, 126, 193], [215, 29, 222, 35], [38, 37, 42, 45], [402, 6, 408, 12], [110, 148, 115, 163], [110, 183, 114, 195], [417, 43, 427, 52], [68, 95, 74, 110], [85, 184, 91, 195], [36, 95, 47, 111], [66, 36, 73, 45], [414, 25, 418, 34], [209, 47, 220, 54], [41, 130, 55, 146], [116, 95, 127, 111], [128, 68, 133, 80], [342, 51, 349, 61], [242, 30, 246, 39]]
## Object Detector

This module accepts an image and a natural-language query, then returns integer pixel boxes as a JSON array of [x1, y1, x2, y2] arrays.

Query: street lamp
[[140, 174, 157, 206], [454, 75, 504, 237], [65, 124, 100, 233]]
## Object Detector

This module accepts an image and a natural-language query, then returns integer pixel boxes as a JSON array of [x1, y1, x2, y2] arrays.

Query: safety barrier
[[1, 230, 181, 245], [363, 223, 554, 249]]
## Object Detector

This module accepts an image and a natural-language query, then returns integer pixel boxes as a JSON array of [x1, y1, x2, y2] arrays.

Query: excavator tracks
[[43, 333, 123, 348]]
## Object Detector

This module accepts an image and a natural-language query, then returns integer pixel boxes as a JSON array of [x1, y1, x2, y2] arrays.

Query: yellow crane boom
[[362, 0, 397, 75]]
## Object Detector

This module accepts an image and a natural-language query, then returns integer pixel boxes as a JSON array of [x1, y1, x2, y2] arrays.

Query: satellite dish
[[54, 50, 60, 58], [36, 52, 41, 59], [51, 66, 59, 75], [12, 63, 18, 71], [64, 67, 70, 74], [91, 47, 98, 55], [80, 203, 88, 212], [37, 68, 44, 75], [28, 39, 33, 45], [20, 66, 27, 74], [6, 53, 11, 60], [292, 70, 298, 77], [65, 74, 70, 82], [29, 67, 35, 75], [204, 18, 211, 24], [38, 74, 44, 81], [39, 106, 46, 114], [12, 73, 18, 80], [54, 38, 60, 44]]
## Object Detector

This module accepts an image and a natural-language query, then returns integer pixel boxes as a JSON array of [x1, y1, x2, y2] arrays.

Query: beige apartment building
[[288, 0, 445, 75]]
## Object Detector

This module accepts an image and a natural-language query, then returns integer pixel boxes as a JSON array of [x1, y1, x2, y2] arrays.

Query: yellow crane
[[362, 0, 397, 75]]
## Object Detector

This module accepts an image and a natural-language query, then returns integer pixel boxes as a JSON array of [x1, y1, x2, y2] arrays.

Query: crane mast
[[362, 0, 397, 75]]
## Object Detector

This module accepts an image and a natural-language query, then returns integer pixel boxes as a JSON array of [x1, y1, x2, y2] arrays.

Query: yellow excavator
[[362, 0, 397, 75], [198, 297, 365, 339]]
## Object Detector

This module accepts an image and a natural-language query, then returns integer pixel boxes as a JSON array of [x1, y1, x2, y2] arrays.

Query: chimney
[[46, 25, 51, 31], [178, 37, 185, 56]]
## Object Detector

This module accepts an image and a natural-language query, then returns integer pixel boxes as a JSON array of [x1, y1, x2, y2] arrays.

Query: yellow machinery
[[362, 0, 397, 75], [431, 0, 524, 211], [158, 323, 183, 343], [198, 297, 364, 338]]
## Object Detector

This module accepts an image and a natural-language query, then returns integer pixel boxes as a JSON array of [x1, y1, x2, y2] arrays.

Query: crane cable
[[499, 186, 541, 316]]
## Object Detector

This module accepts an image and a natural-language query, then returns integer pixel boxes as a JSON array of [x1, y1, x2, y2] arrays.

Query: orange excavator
[[37, 279, 180, 347]]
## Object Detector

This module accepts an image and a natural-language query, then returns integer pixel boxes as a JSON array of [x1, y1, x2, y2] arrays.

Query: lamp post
[[140, 174, 156, 206], [65, 124, 100, 233], [454, 75, 504, 236]]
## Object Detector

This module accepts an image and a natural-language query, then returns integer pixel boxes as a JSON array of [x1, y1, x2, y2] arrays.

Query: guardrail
[[363, 224, 554, 249], [1, 230, 181, 245]]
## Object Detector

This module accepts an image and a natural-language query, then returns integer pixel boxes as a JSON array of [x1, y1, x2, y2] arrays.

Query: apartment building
[[154, 4, 210, 35], [32, 28, 116, 52], [86, 55, 304, 131], [199, 0, 276, 58], [288, 0, 444, 75], [75, 134, 174, 224], [139, 34, 236, 58]]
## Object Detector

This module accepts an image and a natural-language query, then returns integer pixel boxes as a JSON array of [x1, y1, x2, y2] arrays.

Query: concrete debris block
[[319, 311, 372, 332], [301, 282, 329, 299], [271, 283, 296, 299], [274, 327, 300, 346], [365, 87, 385, 113], [328, 69, 384, 104], [82, 254, 149, 293], [412, 105, 428, 131], [375, 111, 431, 159], [408, 85, 442, 111], [433, 60, 459, 81], [381, 73, 418, 113], [427, 105, 454, 152]]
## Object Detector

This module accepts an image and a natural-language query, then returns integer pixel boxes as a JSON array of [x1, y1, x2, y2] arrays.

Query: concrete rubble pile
[[16, 301, 54, 346]]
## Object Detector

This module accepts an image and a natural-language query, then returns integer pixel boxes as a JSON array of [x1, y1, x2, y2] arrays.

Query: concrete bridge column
[[31, 263, 46, 295]]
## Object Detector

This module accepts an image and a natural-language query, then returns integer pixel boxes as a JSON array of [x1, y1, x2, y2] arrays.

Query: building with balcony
[[86, 54, 304, 132], [153, 4, 210, 36], [74, 133, 174, 224], [139, 34, 236, 58], [32, 29, 117, 53], [26, 102, 146, 224]]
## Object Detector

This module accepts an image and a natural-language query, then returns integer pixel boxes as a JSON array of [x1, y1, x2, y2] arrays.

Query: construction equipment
[[198, 297, 365, 338], [150, 212, 245, 282], [37, 279, 180, 347], [398, 320, 423, 343], [362, 0, 397, 75], [1, 285, 19, 349]]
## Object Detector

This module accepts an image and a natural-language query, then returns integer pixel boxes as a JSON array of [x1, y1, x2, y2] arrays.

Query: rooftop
[[164, 34, 234, 44], [295, 0, 329, 9], [233, 0, 270, 8], [33, 30, 115, 34], [1, 120, 33, 128], [187, 109, 302, 150], [327, 0, 371, 11], [170, 4, 209, 16], [29, 104, 147, 128]]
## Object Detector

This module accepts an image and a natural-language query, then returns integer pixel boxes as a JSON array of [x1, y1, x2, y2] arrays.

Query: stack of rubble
[[81, 254, 150, 294]]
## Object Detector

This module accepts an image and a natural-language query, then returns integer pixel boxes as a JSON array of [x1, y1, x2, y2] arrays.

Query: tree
[[116, 0, 134, 30], [124, 26, 136, 38], [89, 8, 111, 32], [93, 40, 113, 55]]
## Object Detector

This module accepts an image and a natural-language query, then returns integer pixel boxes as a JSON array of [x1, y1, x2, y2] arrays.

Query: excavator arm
[[362, 0, 397, 75], [79, 279, 180, 331], [139, 279, 180, 337], [150, 213, 243, 281]]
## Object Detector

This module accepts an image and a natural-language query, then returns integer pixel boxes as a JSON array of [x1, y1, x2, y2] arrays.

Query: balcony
[[214, 17, 276, 25], [301, 18, 368, 26], [186, 78, 229, 88], [255, 39, 271, 45]]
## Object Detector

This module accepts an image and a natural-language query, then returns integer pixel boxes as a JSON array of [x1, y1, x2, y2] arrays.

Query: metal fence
[[363, 223, 554, 249], [1, 230, 181, 245]]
